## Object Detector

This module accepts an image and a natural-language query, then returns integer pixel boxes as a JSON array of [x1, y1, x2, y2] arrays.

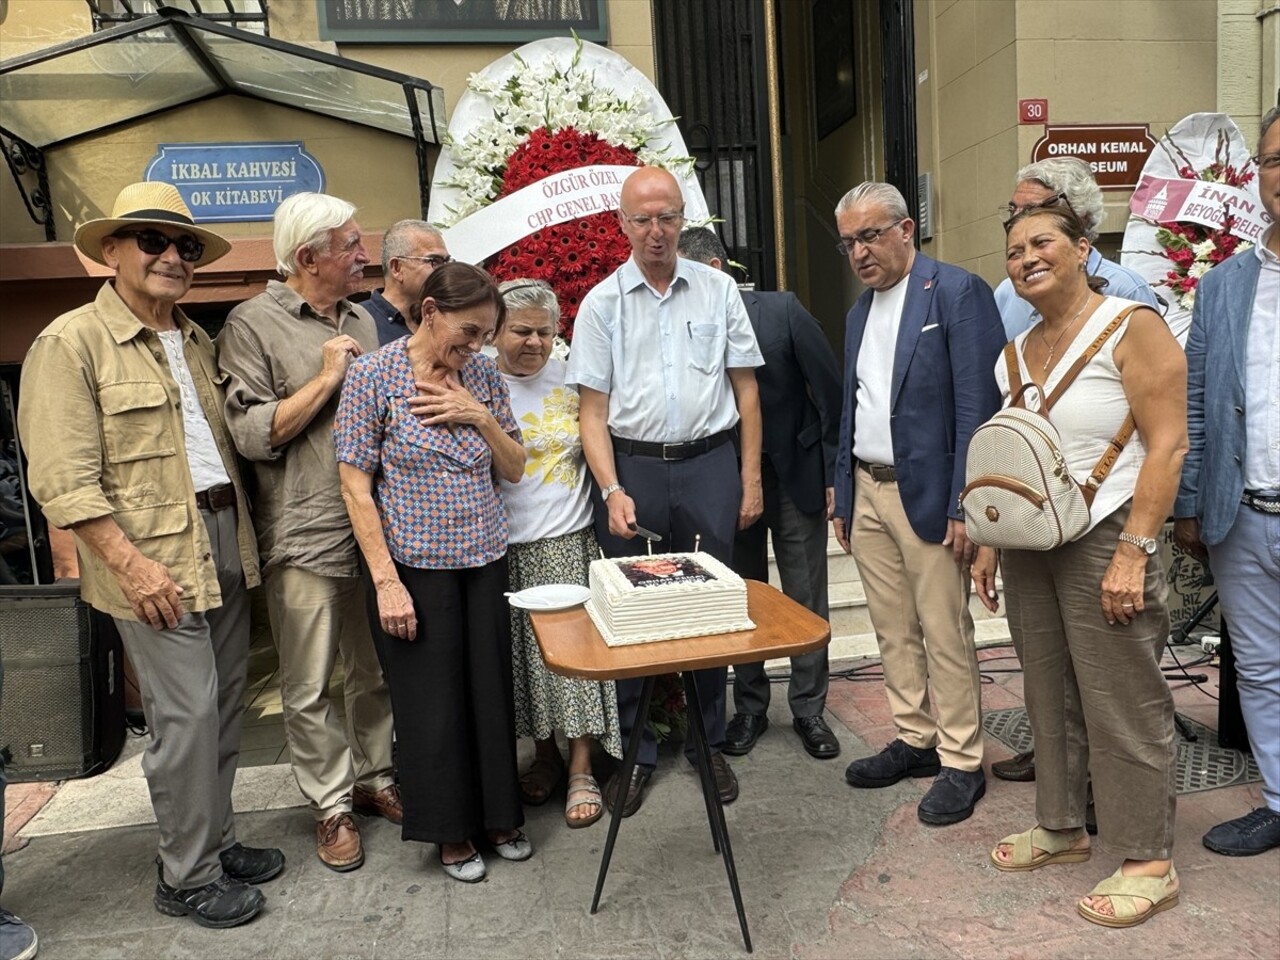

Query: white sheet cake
[[585, 551, 755, 646]]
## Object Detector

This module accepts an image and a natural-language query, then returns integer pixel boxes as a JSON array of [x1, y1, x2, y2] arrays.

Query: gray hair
[[272, 192, 356, 276], [497, 278, 560, 329], [835, 182, 910, 221], [676, 226, 728, 265], [381, 219, 444, 273], [1013, 158, 1104, 241], [1259, 106, 1280, 156]]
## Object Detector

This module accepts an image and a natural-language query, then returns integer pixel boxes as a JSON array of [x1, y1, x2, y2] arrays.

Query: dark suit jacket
[[834, 252, 1005, 543], [742, 290, 842, 515]]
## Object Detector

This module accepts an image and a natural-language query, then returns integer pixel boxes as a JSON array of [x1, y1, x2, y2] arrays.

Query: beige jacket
[[19, 282, 260, 621]]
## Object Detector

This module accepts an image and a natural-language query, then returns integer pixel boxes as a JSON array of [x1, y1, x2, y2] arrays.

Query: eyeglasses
[[112, 229, 204, 263], [398, 254, 453, 267], [1000, 191, 1078, 230], [619, 210, 685, 230], [835, 219, 904, 255], [1250, 153, 1280, 171]]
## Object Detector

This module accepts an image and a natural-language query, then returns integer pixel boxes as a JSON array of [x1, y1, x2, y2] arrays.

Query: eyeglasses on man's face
[[398, 254, 453, 268], [113, 229, 205, 263], [1251, 153, 1280, 171], [999, 191, 1078, 229], [835, 219, 904, 255], [619, 210, 686, 230]]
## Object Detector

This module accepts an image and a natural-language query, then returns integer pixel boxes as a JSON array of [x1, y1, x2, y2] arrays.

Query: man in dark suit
[[1173, 107, 1280, 857], [832, 182, 1004, 825], [677, 227, 844, 760]]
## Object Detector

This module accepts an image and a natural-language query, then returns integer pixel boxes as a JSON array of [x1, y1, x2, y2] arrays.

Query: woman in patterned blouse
[[493, 280, 623, 830], [335, 263, 530, 884]]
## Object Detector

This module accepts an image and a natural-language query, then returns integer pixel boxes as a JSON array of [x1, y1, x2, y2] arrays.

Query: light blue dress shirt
[[1245, 235, 1280, 491], [566, 256, 763, 443], [994, 248, 1159, 341]]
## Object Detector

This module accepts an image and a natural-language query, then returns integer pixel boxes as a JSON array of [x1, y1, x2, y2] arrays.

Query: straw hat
[[73, 181, 232, 268]]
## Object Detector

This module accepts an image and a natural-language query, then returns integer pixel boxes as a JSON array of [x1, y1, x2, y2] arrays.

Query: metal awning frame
[[1, 9, 445, 240]]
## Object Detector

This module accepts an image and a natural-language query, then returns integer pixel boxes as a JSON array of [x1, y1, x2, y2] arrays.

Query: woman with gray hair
[[493, 279, 622, 829]]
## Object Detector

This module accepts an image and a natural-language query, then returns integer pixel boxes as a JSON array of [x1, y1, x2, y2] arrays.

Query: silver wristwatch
[[601, 483, 625, 501], [1118, 532, 1158, 555]]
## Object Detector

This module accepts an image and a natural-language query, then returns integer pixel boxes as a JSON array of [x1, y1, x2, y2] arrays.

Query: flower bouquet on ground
[[428, 37, 705, 342], [1122, 112, 1265, 344], [648, 673, 689, 743]]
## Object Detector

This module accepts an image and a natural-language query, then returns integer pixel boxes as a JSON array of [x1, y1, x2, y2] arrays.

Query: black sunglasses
[[113, 228, 205, 263], [1001, 192, 1080, 232]]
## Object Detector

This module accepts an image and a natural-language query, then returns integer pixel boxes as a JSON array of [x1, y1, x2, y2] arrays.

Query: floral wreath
[[437, 38, 693, 342]]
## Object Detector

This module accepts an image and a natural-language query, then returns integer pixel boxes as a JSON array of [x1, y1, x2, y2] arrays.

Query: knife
[[629, 523, 663, 542]]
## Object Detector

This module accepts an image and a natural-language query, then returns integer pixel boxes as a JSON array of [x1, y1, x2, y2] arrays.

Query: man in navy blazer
[[1173, 107, 1280, 857], [677, 227, 844, 760], [832, 182, 1004, 825]]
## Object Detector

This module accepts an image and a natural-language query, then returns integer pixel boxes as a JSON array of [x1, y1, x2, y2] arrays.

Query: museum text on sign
[[1030, 124, 1157, 189]]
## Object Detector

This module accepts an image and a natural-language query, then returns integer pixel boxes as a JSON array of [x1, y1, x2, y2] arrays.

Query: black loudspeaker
[[0, 583, 126, 781]]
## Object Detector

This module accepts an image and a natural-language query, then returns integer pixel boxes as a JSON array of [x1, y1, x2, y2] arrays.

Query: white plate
[[507, 584, 591, 611]]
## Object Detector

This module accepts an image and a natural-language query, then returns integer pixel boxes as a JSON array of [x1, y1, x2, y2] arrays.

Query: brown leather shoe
[[316, 813, 364, 872], [711, 753, 739, 804], [353, 783, 403, 825], [991, 750, 1036, 782]]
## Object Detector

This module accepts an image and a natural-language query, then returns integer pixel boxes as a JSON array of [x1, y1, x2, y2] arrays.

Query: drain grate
[[982, 708, 1260, 796]]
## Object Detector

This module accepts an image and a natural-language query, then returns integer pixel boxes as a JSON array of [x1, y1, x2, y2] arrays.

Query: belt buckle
[[662, 442, 681, 461]]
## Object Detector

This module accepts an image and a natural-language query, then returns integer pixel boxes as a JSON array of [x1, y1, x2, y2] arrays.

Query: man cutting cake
[[566, 166, 765, 816]]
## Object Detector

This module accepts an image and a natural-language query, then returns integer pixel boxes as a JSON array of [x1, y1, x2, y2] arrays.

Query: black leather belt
[[195, 483, 236, 512], [1242, 490, 1280, 515], [857, 459, 897, 482], [611, 430, 733, 462]]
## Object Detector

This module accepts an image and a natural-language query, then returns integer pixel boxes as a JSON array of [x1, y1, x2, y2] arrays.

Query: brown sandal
[[519, 754, 564, 806], [565, 773, 603, 829]]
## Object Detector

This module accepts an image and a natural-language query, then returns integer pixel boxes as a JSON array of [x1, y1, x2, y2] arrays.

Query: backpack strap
[[1003, 341, 1024, 403], [1080, 412, 1136, 506], [1042, 304, 1143, 413]]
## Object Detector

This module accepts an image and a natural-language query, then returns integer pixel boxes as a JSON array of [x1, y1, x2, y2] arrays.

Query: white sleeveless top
[[993, 296, 1146, 534]]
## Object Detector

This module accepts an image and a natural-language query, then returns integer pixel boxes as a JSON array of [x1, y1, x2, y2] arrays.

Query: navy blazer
[[834, 252, 1005, 543], [1175, 249, 1261, 545], [742, 290, 843, 515]]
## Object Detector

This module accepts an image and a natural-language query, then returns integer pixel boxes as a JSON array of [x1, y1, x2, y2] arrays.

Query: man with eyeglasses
[[832, 181, 1004, 826], [218, 192, 398, 874], [1174, 106, 1280, 857], [993, 157, 1160, 343], [568, 167, 765, 817], [19, 182, 282, 928], [363, 219, 453, 346]]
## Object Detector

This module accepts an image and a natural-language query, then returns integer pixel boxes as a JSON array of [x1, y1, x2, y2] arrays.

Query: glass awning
[[0, 8, 446, 150]]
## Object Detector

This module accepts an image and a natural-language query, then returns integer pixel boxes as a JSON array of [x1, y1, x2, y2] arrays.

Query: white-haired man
[[20, 182, 282, 928], [218, 193, 397, 872], [364, 219, 453, 346]]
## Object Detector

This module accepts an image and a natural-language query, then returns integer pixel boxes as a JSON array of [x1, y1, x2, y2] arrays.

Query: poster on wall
[[144, 142, 325, 223], [316, 0, 608, 44]]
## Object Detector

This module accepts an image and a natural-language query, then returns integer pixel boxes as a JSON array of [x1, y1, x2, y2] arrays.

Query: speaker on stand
[[0, 582, 126, 782]]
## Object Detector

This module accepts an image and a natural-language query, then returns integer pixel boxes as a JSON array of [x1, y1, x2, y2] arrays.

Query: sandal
[[518, 754, 564, 806], [565, 773, 604, 829], [990, 826, 1091, 872], [1078, 866, 1179, 928]]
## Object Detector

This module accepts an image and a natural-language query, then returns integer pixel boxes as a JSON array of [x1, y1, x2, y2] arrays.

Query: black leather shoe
[[219, 842, 285, 885], [710, 752, 739, 803], [844, 739, 940, 788], [793, 716, 841, 759], [992, 749, 1036, 782], [917, 767, 986, 825], [604, 765, 654, 818], [723, 713, 768, 756], [1203, 807, 1280, 856], [154, 865, 264, 929]]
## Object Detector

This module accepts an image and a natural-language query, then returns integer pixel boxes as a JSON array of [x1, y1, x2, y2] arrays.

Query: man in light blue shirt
[[993, 157, 1160, 342], [567, 166, 764, 817]]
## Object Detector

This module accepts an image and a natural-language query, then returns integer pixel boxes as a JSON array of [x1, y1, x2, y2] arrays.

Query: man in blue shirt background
[[362, 219, 453, 346]]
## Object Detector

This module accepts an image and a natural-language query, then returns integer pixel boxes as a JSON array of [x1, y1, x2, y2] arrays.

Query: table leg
[[684, 676, 753, 952], [591, 673, 656, 915], [683, 673, 723, 853]]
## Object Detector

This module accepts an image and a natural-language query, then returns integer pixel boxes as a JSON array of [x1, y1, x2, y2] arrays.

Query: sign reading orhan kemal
[[1030, 124, 1157, 190], [144, 142, 325, 223]]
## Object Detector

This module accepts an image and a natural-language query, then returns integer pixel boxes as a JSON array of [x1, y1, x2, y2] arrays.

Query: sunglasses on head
[[113, 228, 205, 263]]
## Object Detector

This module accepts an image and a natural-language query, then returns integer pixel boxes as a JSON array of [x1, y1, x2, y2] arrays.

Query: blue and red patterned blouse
[[334, 341, 521, 570]]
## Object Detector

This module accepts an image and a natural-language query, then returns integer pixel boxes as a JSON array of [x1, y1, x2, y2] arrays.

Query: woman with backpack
[[969, 204, 1188, 927]]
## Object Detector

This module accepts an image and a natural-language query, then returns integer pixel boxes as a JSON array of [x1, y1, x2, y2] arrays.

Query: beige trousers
[[265, 565, 395, 820], [1004, 505, 1176, 860], [850, 469, 983, 770]]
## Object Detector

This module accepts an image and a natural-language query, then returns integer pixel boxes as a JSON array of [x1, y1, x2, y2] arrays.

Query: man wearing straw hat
[[18, 182, 282, 928]]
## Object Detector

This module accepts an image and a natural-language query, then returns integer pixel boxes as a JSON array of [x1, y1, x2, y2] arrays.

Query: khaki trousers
[[265, 565, 395, 820], [1004, 505, 1176, 861], [850, 469, 983, 770]]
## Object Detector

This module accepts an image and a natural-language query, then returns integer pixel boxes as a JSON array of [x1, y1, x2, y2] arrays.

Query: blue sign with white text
[[144, 142, 325, 223]]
